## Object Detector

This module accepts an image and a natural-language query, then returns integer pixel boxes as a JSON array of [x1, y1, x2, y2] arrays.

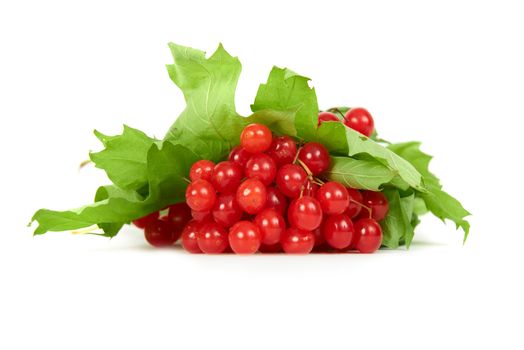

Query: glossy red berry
[[265, 186, 288, 215], [212, 193, 243, 227], [288, 196, 323, 231], [346, 188, 364, 218], [189, 160, 215, 182], [317, 111, 340, 126], [185, 179, 216, 212], [144, 218, 177, 247], [323, 214, 354, 250], [297, 142, 330, 175], [197, 222, 229, 254], [229, 146, 252, 168], [228, 221, 261, 254], [276, 164, 307, 198], [281, 228, 315, 254], [236, 179, 267, 215], [343, 107, 374, 137], [191, 210, 212, 222], [240, 123, 273, 153], [359, 191, 389, 221], [266, 136, 297, 167], [245, 153, 277, 186], [167, 202, 192, 232], [132, 211, 159, 229], [211, 161, 243, 194], [254, 208, 286, 246], [353, 218, 382, 253], [316, 181, 349, 215], [181, 220, 202, 254]]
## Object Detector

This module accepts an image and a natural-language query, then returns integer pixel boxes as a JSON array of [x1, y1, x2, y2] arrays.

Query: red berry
[[316, 181, 349, 215], [265, 187, 288, 215], [323, 214, 354, 250], [185, 179, 216, 212], [211, 161, 243, 194], [212, 193, 243, 227], [353, 218, 382, 253], [240, 123, 273, 153], [197, 222, 229, 254], [343, 107, 374, 137], [254, 208, 286, 246], [297, 142, 330, 175], [236, 179, 267, 215], [281, 228, 315, 254], [229, 146, 252, 168], [312, 223, 326, 248], [276, 164, 307, 198], [245, 153, 277, 186], [167, 202, 192, 232], [228, 221, 261, 254], [317, 111, 340, 126], [189, 160, 215, 182], [266, 136, 297, 167], [288, 196, 323, 231], [346, 188, 364, 218], [144, 218, 177, 247], [191, 209, 212, 222], [359, 191, 389, 221], [132, 211, 159, 229], [181, 220, 202, 254]]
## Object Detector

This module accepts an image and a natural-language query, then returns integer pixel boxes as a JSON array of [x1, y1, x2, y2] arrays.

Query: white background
[[1, 1, 523, 349]]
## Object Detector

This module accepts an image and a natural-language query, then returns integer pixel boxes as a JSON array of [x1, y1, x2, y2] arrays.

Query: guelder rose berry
[[186, 179, 216, 212], [281, 228, 315, 254], [240, 123, 272, 153], [228, 221, 261, 254], [353, 218, 382, 253], [297, 142, 330, 175], [236, 179, 267, 215], [343, 107, 374, 137], [288, 196, 323, 231]]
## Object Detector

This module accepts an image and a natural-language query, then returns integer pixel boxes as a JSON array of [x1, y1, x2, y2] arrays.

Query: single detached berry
[[276, 164, 308, 198], [317, 111, 340, 126], [297, 142, 330, 175], [228, 221, 262, 254], [229, 146, 252, 168], [212, 193, 243, 227], [197, 222, 229, 254], [288, 196, 323, 231], [168, 202, 192, 232], [181, 220, 202, 254], [245, 153, 277, 186], [240, 123, 273, 153], [316, 181, 349, 215], [132, 211, 159, 229], [265, 186, 288, 215], [343, 107, 374, 137], [323, 213, 354, 250], [236, 179, 267, 215], [144, 218, 177, 247], [353, 218, 382, 253], [281, 227, 315, 254], [189, 160, 215, 182], [254, 208, 286, 246], [266, 136, 297, 167], [346, 188, 364, 219], [186, 179, 216, 212], [359, 190, 389, 221], [211, 161, 243, 194]]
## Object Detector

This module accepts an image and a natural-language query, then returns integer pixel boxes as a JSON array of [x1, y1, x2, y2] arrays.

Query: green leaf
[[388, 142, 471, 241], [31, 142, 198, 235], [316, 122, 425, 190], [325, 156, 395, 190], [252, 67, 318, 141], [380, 191, 415, 249], [90, 125, 156, 191], [164, 44, 298, 161]]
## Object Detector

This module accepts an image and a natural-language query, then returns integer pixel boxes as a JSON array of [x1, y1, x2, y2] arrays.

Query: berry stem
[[296, 159, 313, 177], [350, 198, 373, 218]]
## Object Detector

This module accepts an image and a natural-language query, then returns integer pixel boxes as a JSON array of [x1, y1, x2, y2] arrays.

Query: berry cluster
[[133, 108, 389, 254]]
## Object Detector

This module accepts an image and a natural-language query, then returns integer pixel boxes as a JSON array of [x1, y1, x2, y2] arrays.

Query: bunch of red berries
[[133, 108, 389, 254]]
